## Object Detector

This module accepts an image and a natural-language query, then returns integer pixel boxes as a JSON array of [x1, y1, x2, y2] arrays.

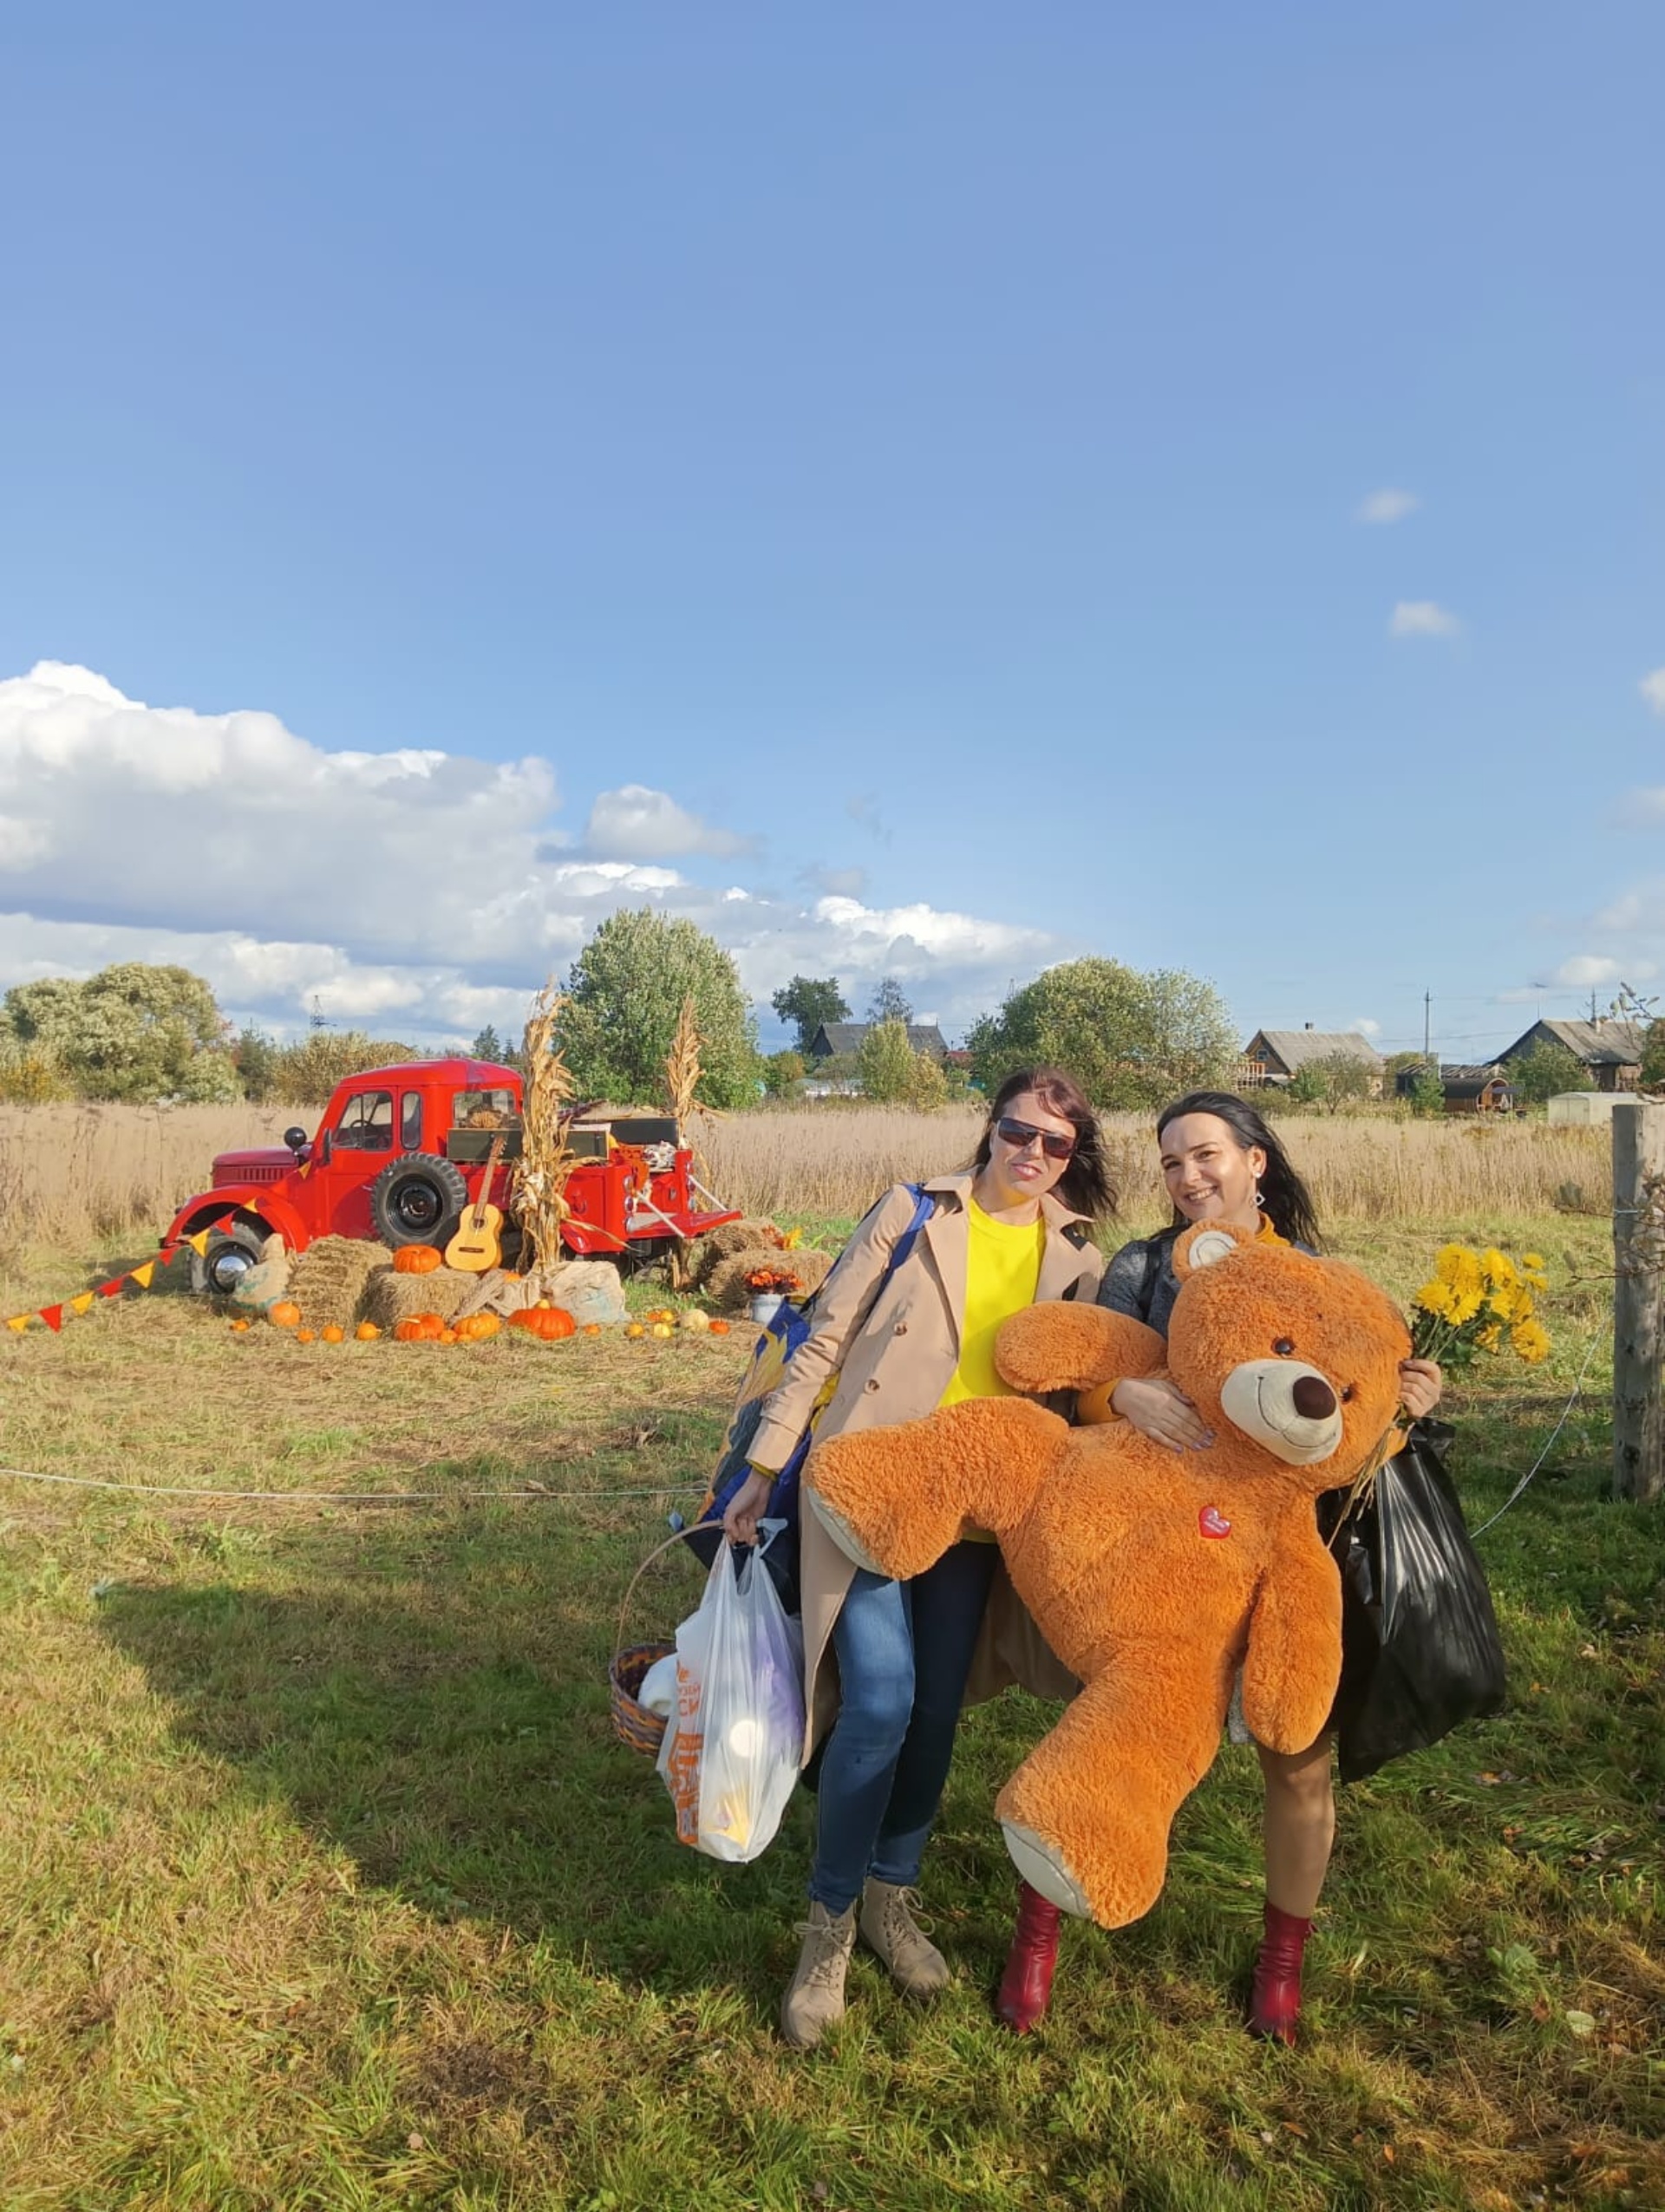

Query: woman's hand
[[721, 1466, 775, 1545], [1397, 1358, 1444, 1422], [1110, 1376, 1214, 1452]]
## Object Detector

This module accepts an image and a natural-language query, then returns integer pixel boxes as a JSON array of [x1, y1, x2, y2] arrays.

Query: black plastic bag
[[1329, 1420, 1507, 1784]]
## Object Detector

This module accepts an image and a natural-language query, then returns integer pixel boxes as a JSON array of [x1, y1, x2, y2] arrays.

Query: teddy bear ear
[[1171, 1220, 1257, 1279]]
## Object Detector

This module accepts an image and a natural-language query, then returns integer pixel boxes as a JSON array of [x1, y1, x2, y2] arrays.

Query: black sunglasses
[[994, 1115, 1075, 1162]]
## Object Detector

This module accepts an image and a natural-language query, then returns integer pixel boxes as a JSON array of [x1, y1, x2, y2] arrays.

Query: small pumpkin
[[650, 1321, 673, 1340], [393, 1318, 427, 1343], [393, 1244, 443, 1276], [356, 1321, 381, 1341], [438, 1328, 459, 1345], [582, 1322, 602, 1336], [228, 1318, 251, 1334], [625, 1322, 646, 1340], [321, 1325, 345, 1344], [456, 1313, 500, 1342], [296, 1328, 316, 1344], [510, 1306, 575, 1341], [708, 1319, 730, 1335], [269, 1301, 302, 1329]]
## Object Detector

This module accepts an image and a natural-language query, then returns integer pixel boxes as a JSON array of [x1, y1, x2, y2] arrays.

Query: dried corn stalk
[[514, 980, 578, 1285], [663, 994, 703, 1288]]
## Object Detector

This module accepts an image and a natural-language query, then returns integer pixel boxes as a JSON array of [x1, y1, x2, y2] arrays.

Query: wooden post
[[1612, 1099, 1665, 1502]]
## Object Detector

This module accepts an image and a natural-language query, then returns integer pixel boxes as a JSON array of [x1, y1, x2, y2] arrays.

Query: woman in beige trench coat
[[722, 1066, 1115, 2046]]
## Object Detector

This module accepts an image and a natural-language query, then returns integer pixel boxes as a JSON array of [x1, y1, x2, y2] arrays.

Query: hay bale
[[360, 1265, 478, 1333], [691, 1217, 782, 1285], [704, 1243, 834, 1314], [285, 1236, 383, 1330]]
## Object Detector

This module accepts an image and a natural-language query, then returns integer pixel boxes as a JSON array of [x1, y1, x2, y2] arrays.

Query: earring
[[1254, 1184, 1266, 1210]]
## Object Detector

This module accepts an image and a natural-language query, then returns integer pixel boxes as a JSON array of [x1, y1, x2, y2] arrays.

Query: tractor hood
[[212, 1145, 304, 1185]]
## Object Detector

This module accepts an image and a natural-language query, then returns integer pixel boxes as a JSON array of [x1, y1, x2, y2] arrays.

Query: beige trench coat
[[748, 1172, 1103, 1760]]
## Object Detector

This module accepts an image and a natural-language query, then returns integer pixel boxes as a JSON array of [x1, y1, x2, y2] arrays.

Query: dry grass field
[[0, 1099, 1616, 1258]]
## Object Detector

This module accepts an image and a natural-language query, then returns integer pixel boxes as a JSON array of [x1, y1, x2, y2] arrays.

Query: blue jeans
[[809, 1541, 999, 1915]]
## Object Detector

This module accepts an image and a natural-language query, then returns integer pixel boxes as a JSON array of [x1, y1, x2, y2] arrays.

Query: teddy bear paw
[[805, 1491, 886, 1576], [1000, 1823, 1092, 1919]]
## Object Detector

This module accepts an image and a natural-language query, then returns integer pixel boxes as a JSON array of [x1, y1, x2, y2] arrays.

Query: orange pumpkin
[[455, 1313, 500, 1342], [228, 1318, 251, 1333], [296, 1328, 316, 1344], [269, 1301, 301, 1328], [356, 1321, 381, 1341], [321, 1325, 345, 1344], [392, 1244, 443, 1276], [582, 1322, 602, 1336], [509, 1306, 576, 1341], [393, 1318, 426, 1342], [708, 1319, 730, 1335], [438, 1328, 458, 1345]]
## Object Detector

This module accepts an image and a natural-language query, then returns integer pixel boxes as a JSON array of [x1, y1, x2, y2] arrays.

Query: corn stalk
[[663, 995, 703, 1288], [513, 981, 577, 1287]]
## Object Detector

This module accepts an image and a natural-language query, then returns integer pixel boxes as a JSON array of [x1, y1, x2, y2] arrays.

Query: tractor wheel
[[191, 1221, 268, 1297], [369, 1152, 470, 1248]]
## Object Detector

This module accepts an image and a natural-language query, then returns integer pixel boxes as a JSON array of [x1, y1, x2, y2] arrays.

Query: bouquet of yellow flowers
[[1409, 1245, 1551, 1373]]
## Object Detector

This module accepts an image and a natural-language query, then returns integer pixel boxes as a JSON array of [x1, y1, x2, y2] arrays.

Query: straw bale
[[285, 1236, 382, 1330], [703, 1243, 834, 1313], [361, 1265, 478, 1332], [691, 1217, 781, 1284]]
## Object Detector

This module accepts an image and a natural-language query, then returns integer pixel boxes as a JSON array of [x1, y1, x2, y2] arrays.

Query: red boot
[[1248, 1901, 1313, 2046], [996, 1881, 1062, 2033]]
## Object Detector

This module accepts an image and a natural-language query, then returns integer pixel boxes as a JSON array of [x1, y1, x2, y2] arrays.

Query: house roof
[[1498, 1018, 1644, 1068], [1244, 1029, 1385, 1074], [808, 1021, 949, 1058]]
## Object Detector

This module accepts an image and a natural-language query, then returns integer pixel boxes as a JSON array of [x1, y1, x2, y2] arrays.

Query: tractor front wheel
[[191, 1222, 268, 1297]]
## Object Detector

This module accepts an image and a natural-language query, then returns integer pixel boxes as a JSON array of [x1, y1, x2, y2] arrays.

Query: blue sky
[[1, 3, 1661, 1058]]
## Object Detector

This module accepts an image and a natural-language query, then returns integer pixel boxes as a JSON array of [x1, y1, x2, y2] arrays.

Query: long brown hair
[[1155, 1089, 1322, 1250], [970, 1066, 1117, 1221]]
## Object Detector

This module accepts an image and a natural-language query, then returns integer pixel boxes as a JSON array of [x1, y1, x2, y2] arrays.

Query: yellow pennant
[[186, 1230, 211, 1256], [69, 1292, 95, 1315], [130, 1263, 155, 1290], [6, 1315, 29, 1332]]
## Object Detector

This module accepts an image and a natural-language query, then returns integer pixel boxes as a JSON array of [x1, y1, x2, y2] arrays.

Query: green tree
[[1641, 1019, 1665, 1088], [770, 975, 850, 1054], [471, 1025, 505, 1062], [857, 1019, 950, 1108], [1288, 1050, 1375, 1114], [555, 908, 761, 1109], [1407, 1062, 1447, 1118], [235, 1026, 280, 1103], [762, 1047, 806, 1099], [1505, 1038, 1592, 1106], [3, 962, 238, 1102], [271, 1030, 419, 1106], [965, 957, 1236, 1111], [868, 976, 913, 1025]]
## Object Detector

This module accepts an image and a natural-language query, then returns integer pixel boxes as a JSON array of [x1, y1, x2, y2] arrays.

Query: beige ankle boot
[[780, 1902, 858, 2048], [859, 1879, 950, 2001]]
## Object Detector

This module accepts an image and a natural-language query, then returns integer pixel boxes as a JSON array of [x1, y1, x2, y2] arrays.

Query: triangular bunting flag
[[39, 1305, 63, 1333], [6, 1315, 29, 1333], [130, 1263, 155, 1289], [69, 1292, 95, 1315], [97, 1277, 125, 1299], [186, 1230, 212, 1257]]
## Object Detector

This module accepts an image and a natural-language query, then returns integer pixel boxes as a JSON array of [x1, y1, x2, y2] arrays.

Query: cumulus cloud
[[1350, 1016, 1381, 1038], [1357, 488, 1419, 525], [1548, 955, 1624, 989], [1642, 669, 1665, 717], [0, 662, 1071, 1041], [584, 784, 754, 860], [1389, 601, 1460, 639]]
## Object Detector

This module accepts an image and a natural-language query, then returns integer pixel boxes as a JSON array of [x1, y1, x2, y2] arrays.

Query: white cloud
[[1641, 669, 1665, 717], [1389, 601, 1460, 639], [1357, 488, 1419, 525], [1350, 1016, 1381, 1038], [584, 784, 754, 861], [0, 662, 1071, 1041], [1549, 955, 1623, 989]]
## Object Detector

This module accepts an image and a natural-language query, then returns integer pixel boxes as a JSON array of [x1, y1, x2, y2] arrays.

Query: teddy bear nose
[[1291, 1375, 1337, 1420]]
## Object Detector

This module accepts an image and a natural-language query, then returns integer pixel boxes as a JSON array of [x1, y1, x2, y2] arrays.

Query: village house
[[1493, 1017, 1643, 1093], [1238, 1027, 1386, 1092], [805, 1021, 950, 1063], [1393, 1061, 1516, 1114]]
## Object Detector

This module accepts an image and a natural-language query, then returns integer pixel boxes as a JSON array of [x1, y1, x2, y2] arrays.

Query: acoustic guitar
[[444, 1136, 506, 1273]]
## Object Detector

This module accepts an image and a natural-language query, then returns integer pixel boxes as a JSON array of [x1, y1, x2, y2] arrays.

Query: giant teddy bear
[[805, 1220, 1408, 1929]]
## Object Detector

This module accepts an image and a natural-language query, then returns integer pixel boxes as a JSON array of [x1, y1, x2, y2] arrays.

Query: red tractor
[[161, 1057, 741, 1295]]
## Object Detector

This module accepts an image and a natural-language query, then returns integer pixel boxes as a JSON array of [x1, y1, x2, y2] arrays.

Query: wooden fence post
[[1612, 1099, 1665, 1503]]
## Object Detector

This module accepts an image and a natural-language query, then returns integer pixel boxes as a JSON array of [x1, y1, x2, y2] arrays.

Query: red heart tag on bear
[[1198, 1504, 1231, 1539]]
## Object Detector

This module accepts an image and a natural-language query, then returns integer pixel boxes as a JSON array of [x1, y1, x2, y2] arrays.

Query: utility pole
[[1423, 990, 1432, 1067]]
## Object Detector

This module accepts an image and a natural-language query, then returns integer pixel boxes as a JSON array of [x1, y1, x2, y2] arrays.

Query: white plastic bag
[[656, 1525, 805, 1863]]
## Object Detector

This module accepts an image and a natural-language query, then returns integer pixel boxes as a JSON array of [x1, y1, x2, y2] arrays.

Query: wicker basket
[[610, 1529, 702, 1756]]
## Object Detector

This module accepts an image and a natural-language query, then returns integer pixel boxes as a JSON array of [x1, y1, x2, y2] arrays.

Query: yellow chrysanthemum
[[1414, 1282, 1457, 1319], [1488, 1287, 1521, 1322], [1435, 1244, 1484, 1292], [1448, 1288, 1486, 1326], [1512, 1318, 1551, 1365], [1476, 1322, 1503, 1352], [1480, 1248, 1517, 1289], [1523, 1253, 1545, 1271]]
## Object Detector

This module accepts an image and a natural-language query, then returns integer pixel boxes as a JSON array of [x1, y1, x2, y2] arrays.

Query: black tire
[[191, 1221, 268, 1297], [369, 1152, 470, 1248]]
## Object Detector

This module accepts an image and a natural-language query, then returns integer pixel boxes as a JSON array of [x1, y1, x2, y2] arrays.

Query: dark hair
[[970, 1066, 1118, 1223], [1153, 1089, 1322, 1251]]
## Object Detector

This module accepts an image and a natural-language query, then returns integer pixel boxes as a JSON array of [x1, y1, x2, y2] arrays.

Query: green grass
[[0, 1217, 1660, 2209]]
